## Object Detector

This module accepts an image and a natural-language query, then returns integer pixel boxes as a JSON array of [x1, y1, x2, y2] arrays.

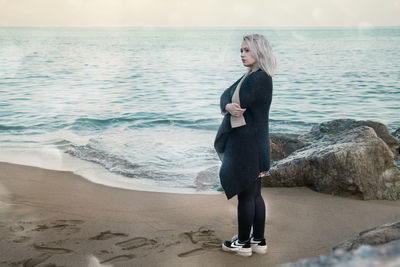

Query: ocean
[[1, 27, 399, 193]]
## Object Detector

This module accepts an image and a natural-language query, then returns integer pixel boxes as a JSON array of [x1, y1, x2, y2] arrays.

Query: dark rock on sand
[[333, 221, 400, 251], [264, 119, 400, 200], [195, 166, 220, 190], [270, 135, 306, 161], [278, 220, 400, 267], [277, 239, 400, 267]]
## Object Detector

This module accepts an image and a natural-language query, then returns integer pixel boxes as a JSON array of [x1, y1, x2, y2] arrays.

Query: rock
[[278, 220, 400, 266], [277, 239, 400, 267], [270, 134, 306, 161], [333, 221, 400, 251], [392, 128, 400, 141], [195, 166, 220, 190], [263, 122, 400, 200], [299, 119, 399, 156], [392, 128, 400, 161]]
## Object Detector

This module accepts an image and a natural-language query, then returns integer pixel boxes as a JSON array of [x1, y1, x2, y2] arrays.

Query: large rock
[[299, 119, 399, 156], [392, 127, 400, 161], [195, 166, 220, 191], [263, 120, 400, 200], [270, 134, 306, 161], [392, 127, 400, 141], [277, 239, 400, 267], [278, 220, 400, 267], [333, 221, 400, 251]]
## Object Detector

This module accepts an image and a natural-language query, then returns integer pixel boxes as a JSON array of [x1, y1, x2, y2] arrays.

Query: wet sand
[[1, 161, 400, 266]]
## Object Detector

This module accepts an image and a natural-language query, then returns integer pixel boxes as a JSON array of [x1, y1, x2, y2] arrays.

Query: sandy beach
[[1, 161, 400, 266]]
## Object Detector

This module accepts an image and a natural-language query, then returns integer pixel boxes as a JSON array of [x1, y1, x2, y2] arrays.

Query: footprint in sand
[[115, 237, 157, 250], [34, 219, 84, 234], [89, 230, 129, 240], [33, 243, 73, 254], [100, 254, 136, 264], [98, 249, 111, 255], [9, 224, 25, 232], [22, 253, 53, 267], [18, 243, 73, 267], [13, 235, 31, 243], [178, 226, 222, 257]]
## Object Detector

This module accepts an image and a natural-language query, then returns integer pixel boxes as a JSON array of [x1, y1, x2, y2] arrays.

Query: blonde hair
[[243, 34, 277, 77]]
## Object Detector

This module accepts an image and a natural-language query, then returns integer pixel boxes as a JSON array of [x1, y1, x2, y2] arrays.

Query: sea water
[[0, 27, 399, 192]]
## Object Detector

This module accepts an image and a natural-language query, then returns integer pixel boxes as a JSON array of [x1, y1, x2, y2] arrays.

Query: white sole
[[222, 243, 252, 257], [251, 244, 268, 254]]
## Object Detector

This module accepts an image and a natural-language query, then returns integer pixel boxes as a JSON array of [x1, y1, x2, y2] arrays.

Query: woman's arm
[[220, 76, 244, 115], [220, 87, 231, 115]]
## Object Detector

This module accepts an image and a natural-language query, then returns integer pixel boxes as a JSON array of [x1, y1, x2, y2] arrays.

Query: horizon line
[[1, 25, 400, 28]]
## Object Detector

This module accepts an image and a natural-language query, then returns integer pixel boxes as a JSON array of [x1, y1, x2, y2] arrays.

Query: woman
[[214, 33, 276, 257]]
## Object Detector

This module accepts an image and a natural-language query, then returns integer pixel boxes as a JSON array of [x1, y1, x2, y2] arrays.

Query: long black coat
[[214, 69, 273, 199]]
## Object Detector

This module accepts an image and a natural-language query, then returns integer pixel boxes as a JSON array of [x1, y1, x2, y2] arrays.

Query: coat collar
[[229, 68, 262, 98]]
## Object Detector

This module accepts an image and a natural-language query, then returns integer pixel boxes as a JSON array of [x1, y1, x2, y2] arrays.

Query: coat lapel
[[229, 75, 244, 100]]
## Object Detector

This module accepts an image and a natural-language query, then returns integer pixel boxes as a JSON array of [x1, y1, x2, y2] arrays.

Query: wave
[[68, 117, 138, 130], [0, 124, 27, 131], [0, 122, 61, 132], [63, 141, 221, 191], [0, 117, 312, 134], [0, 114, 321, 136], [131, 118, 219, 130], [69, 115, 219, 131], [64, 143, 150, 179], [269, 118, 316, 126], [24, 75, 52, 79], [0, 115, 219, 134]]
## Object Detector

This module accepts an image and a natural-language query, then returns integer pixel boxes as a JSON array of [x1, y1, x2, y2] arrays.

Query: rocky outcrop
[[299, 119, 399, 156], [393, 128, 400, 139], [333, 221, 400, 251], [263, 119, 400, 200], [392, 127, 400, 161], [195, 166, 220, 190], [277, 239, 400, 267], [270, 135, 306, 161], [277, 220, 400, 267]]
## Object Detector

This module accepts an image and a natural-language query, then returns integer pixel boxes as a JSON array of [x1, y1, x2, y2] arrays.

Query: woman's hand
[[225, 103, 246, 117], [258, 170, 270, 178]]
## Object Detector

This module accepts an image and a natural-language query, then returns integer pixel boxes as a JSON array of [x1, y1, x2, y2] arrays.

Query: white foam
[[0, 146, 221, 195]]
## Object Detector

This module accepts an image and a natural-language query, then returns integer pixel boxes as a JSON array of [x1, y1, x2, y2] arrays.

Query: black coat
[[214, 69, 273, 199]]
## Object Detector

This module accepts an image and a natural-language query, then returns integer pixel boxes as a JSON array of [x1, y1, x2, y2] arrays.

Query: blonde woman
[[214, 33, 276, 257]]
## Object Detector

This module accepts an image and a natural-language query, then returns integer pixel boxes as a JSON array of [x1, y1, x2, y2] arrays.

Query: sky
[[0, 0, 399, 27]]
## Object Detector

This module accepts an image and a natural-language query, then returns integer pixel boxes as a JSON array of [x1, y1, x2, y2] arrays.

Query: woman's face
[[240, 41, 257, 68]]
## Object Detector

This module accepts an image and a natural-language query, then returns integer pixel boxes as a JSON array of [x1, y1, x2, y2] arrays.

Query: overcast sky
[[0, 0, 399, 27]]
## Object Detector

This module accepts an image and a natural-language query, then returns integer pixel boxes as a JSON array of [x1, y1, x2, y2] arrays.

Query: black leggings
[[237, 178, 266, 242]]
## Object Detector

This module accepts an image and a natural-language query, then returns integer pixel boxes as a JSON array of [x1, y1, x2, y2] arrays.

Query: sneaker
[[250, 234, 267, 254], [221, 235, 252, 257]]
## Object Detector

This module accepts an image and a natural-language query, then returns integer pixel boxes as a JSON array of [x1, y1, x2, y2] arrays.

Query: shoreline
[[0, 147, 221, 195], [1, 161, 400, 266]]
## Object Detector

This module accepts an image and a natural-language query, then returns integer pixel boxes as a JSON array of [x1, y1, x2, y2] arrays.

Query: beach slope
[[1, 162, 400, 266]]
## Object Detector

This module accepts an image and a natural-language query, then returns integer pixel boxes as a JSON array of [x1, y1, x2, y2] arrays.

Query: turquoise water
[[0, 27, 399, 190]]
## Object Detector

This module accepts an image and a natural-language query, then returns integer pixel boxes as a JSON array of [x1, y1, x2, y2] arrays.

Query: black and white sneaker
[[250, 234, 267, 254], [221, 235, 252, 257]]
